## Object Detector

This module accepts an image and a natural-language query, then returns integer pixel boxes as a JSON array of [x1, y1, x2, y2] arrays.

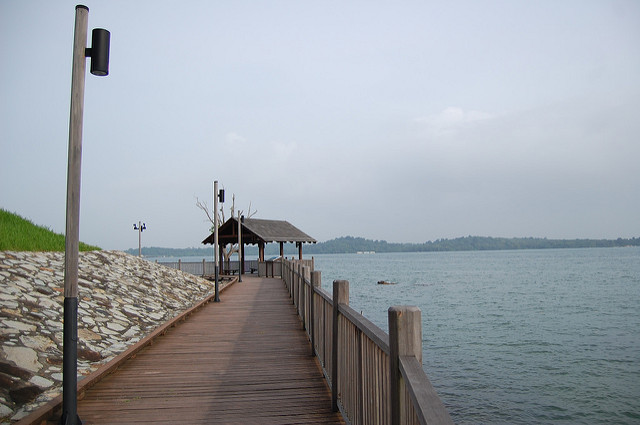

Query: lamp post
[[62, 5, 109, 425], [133, 221, 146, 257], [238, 211, 242, 282], [213, 181, 224, 301]]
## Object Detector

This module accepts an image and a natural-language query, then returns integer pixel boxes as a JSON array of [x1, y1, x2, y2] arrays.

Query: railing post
[[332, 279, 349, 412], [283, 260, 287, 287], [323, 287, 327, 368], [296, 261, 300, 304], [202, 258, 205, 277], [293, 260, 296, 295], [297, 262, 303, 313], [287, 260, 291, 291], [304, 266, 311, 331], [290, 260, 295, 300], [357, 327, 364, 425], [293, 262, 298, 306], [389, 306, 422, 425], [178, 258, 181, 271], [301, 266, 308, 330], [310, 270, 321, 357]]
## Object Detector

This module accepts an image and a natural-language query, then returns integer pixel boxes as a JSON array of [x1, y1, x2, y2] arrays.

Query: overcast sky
[[1, 1, 639, 250]]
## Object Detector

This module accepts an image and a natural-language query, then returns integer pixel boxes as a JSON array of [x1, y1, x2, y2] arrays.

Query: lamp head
[[88, 28, 110, 76]]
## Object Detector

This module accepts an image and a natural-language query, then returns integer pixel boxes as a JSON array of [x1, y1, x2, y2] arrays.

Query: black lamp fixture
[[86, 27, 110, 76], [133, 222, 147, 231]]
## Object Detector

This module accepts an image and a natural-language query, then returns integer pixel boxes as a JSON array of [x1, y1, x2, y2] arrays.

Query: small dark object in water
[[377, 280, 396, 285]]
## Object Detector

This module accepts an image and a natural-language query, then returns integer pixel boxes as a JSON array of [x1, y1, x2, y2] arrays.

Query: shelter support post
[[218, 244, 224, 275], [241, 243, 245, 275]]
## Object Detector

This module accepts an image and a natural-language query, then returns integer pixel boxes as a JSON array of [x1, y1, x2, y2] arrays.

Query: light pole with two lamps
[[133, 221, 146, 257]]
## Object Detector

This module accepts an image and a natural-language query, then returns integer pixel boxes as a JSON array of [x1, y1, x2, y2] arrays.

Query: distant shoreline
[[125, 235, 640, 257]]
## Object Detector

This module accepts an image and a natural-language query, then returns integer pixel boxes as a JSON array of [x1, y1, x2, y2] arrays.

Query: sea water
[[313, 248, 640, 425]]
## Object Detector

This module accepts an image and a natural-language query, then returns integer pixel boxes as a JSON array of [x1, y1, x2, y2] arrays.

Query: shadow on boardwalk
[[77, 277, 345, 424]]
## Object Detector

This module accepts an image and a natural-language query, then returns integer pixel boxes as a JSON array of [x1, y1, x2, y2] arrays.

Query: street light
[[213, 181, 225, 302], [88, 28, 110, 76], [62, 5, 110, 425], [133, 221, 146, 257], [238, 212, 242, 282]]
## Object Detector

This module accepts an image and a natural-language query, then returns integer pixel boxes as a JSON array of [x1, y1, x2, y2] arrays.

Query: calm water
[[313, 248, 640, 425]]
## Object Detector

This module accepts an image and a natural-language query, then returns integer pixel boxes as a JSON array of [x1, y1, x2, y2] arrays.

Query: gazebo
[[201, 217, 316, 273]]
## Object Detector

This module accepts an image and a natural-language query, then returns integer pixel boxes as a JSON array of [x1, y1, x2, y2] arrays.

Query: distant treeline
[[305, 235, 640, 253], [125, 235, 640, 257]]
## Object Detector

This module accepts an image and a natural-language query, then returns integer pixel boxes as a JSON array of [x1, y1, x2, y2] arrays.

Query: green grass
[[0, 208, 101, 252]]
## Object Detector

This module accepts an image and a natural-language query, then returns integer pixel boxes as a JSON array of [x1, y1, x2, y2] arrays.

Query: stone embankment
[[0, 250, 223, 423]]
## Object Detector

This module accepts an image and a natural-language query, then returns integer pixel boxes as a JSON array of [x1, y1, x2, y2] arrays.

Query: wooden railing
[[157, 258, 312, 278], [157, 260, 259, 276], [282, 259, 453, 425]]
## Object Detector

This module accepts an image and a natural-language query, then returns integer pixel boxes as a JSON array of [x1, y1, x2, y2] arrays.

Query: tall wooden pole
[[62, 6, 88, 425], [241, 216, 245, 277], [65, 5, 87, 300], [213, 180, 220, 301], [237, 211, 242, 282], [138, 221, 142, 257]]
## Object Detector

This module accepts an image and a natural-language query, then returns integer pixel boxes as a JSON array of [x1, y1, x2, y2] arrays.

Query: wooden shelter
[[202, 218, 316, 273]]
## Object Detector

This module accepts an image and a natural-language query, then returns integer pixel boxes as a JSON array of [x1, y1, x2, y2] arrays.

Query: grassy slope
[[0, 208, 100, 251]]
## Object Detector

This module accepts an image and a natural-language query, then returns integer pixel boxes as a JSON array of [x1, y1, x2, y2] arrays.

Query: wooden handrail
[[281, 258, 453, 425], [338, 303, 390, 354], [399, 356, 453, 425]]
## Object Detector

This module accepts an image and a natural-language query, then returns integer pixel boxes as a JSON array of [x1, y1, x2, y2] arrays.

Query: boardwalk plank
[[77, 277, 345, 425]]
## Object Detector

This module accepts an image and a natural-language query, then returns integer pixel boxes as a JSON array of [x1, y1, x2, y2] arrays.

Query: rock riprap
[[0, 250, 217, 423]]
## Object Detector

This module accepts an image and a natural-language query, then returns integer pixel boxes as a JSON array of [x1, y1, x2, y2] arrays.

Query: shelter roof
[[202, 217, 316, 246]]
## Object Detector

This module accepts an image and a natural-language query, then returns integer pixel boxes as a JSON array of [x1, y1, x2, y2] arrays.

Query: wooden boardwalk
[[76, 277, 345, 424]]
